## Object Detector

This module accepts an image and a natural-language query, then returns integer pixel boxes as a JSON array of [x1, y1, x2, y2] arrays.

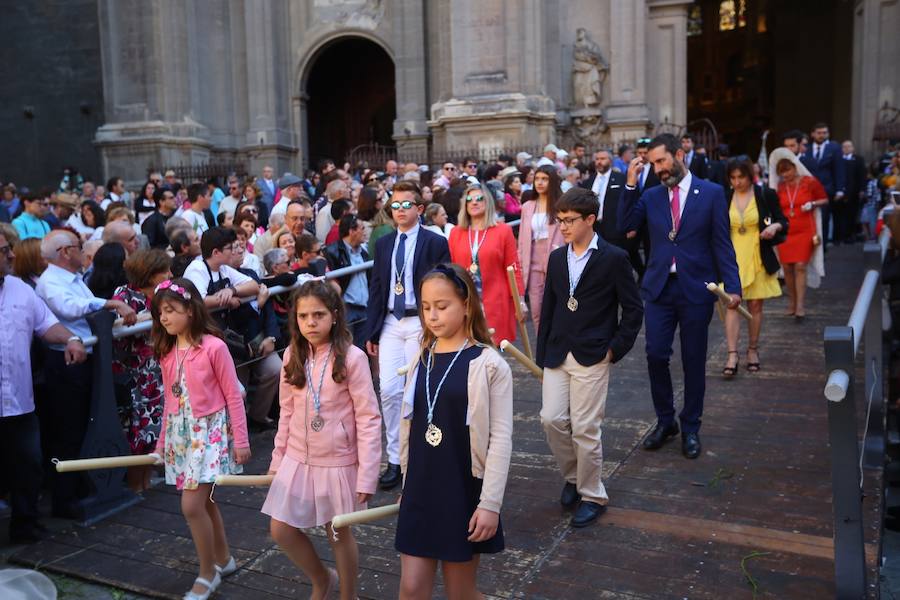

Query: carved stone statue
[[572, 28, 608, 108]]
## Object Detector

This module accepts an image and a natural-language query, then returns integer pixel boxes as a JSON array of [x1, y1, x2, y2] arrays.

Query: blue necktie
[[393, 233, 407, 320], [639, 167, 647, 191]]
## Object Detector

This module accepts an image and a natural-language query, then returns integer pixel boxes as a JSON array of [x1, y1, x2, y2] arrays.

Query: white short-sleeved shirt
[[181, 210, 210, 235], [183, 257, 252, 298]]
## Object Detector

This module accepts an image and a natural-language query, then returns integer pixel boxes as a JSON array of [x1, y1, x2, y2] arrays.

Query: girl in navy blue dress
[[395, 263, 514, 599]]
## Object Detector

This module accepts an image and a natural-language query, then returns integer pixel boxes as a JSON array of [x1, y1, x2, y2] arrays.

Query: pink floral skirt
[[261, 455, 364, 529]]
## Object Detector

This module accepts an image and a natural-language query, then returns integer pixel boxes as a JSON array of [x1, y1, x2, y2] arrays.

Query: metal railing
[[822, 231, 891, 598]]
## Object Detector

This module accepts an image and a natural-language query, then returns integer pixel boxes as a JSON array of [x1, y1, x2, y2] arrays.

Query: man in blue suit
[[804, 123, 846, 244], [365, 180, 450, 489], [618, 134, 742, 459]]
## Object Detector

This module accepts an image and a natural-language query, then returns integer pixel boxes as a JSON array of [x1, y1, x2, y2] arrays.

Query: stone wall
[[0, 0, 104, 189]]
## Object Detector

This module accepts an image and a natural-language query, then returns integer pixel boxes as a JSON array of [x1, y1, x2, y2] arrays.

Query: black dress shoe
[[642, 422, 680, 450], [681, 432, 702, 459], [378, 463, 402, 490], [560, 482, 580, 508], [570, 501, 607, 528]]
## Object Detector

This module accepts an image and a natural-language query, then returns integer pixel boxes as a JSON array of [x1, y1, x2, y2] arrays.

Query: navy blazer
[[804, 140, 846, 197], [364, 227, 450, 343], [617, 176, 741, 304], [536, 238, 643, 369]]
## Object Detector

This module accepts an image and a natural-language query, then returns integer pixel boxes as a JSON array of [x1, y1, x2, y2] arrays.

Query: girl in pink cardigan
[[150, 278, 250, 600], [263, 280, 381, 600]]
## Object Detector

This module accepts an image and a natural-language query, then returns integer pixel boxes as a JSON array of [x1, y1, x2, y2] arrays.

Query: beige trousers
[[540, 352, 610, 504]]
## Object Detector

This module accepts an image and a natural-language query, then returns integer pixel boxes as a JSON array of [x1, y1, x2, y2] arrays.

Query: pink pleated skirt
[[261, 455, 364, 529]]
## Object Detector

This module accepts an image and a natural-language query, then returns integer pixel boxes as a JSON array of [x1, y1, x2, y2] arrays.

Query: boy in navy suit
[[537, 187, 643, 528], [364, 181, 450, 489]]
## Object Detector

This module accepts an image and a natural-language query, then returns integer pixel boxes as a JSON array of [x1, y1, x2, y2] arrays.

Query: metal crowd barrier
[[822, 231, 891, 598], [75, 219, 523, 523]]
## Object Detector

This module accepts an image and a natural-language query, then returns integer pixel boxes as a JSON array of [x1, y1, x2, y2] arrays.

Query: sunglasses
[[465, 195, 485, 203], [443, 166, 457, 172], [390, 200, 416, 210], [243, 207, 258, 214]]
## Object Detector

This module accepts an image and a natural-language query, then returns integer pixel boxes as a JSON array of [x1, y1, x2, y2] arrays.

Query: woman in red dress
[[448, 184, 526, 345], [770, 149, 827, 320]]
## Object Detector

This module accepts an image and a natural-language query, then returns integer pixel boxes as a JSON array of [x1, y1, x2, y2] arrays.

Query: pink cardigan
[[517, 200, 565, 282], [154, 335, 250, 452], [269, 344, 382, 495]]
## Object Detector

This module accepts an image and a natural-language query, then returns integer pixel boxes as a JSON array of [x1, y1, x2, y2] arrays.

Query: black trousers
[[39, 350, 93, 512], [0, 412, 43, 533]]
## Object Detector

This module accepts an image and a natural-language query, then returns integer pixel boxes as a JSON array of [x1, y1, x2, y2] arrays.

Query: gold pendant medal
[[469, 262, 479, 275], [394, 281, 404, 295], [668, 229, 677, 242], [425, 422, 443, 447], [567, 296, 579, 312]]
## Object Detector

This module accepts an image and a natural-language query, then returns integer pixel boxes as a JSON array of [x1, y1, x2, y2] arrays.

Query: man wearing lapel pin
[[536, 187, 643, 528], [618, 134, 741, 460]]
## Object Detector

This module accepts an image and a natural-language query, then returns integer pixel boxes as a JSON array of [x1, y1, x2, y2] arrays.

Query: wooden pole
[[506, 265, 534, 360], [214, 474, 274, 486], [705, 282, 752, 321], [331, 503, 400, 529], [53, 454, 161, 473], [499, 340, 543, 380]]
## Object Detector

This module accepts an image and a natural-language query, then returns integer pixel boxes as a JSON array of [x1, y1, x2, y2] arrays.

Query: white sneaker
[[183, 571, 221, 600]]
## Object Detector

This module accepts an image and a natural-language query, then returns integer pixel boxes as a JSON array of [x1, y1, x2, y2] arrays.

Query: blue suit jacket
[[804, 140, 845, 197], [618, 177, 741, 304], [364, 227, 450, 343]]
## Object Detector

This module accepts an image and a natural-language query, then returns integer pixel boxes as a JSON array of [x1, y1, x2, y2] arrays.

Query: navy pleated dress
[[395, 345, 505, 561]]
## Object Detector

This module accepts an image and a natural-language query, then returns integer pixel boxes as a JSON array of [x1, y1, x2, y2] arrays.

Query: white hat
[[556, 149, 569, 159], [543, 143, 560, 154], [499, 166, 521, 179], [516, 151, 533, 162]]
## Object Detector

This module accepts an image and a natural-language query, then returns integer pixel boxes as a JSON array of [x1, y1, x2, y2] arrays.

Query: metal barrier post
[[76, 311, 142, 525], [863, 242, 885, 469], [824, 325, 867, 598]]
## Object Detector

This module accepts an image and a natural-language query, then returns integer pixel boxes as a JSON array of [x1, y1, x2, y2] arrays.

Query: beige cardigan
[[399, 344, 513, 514]]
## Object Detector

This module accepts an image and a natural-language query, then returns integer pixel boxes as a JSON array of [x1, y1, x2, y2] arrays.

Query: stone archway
[[303, 36, 396, 168]]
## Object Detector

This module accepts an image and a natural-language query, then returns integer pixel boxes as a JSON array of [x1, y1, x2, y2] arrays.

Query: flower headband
[[427, 264, 469, 299], [154, 280, 192, 300]]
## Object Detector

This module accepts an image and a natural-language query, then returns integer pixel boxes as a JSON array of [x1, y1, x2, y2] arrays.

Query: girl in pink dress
[[263, 280, 382, 600]]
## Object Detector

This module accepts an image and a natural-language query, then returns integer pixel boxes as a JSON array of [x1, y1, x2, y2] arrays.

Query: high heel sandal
[[746, 346, 761, 373], [722, 351, 739, 379], [183, 571, 221, 600]]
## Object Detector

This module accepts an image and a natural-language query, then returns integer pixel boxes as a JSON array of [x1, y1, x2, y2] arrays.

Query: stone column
[[392, 0, 430, 158], [427, 0, 556, 154], [646, 1, 690, 134], [605, 0, 651, 143], [94, 0, 211, 185], [244, 0, 297, 175], [852, 0, 900, 158]]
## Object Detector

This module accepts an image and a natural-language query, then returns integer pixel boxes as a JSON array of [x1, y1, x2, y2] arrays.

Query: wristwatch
[[67, 336, 84, 345]]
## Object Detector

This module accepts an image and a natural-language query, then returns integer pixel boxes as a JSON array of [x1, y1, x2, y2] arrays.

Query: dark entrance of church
[[687, 0, 853, 156], [305, 37, 396, 168]]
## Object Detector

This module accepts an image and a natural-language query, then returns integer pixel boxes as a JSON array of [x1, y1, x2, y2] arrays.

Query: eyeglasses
[[465, 195, 485, 203], [242, 207, 258, 214], [390, 200, 416, 210], [59, 243, 81, 253], [557, 215, 585, 227], [465, 163, 477, 169], [443, 166, 457, 172]]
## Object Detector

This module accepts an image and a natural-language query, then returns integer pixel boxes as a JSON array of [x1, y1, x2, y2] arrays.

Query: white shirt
[[35, 263, 107, 351], [183, 257, 253, 298], [531, 212, 549, 240], [639, 163, 652, 190], [315, 201, 335, 243], [182, 209, 210, 235], [668, 171, 693, 273], [813, 142, 826, 160], [536, 156, 555, 167], [241, 252, 264, 278], [591, 171, 610, 218], [423, 223, 454, 239], [218, 195, 240, 217], [388, 223, 419, 312], [566, 233, 599, 294]]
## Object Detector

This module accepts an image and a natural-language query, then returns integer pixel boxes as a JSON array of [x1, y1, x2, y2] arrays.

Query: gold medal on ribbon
[[567, 296, 578, 312], [425, 423, 443, 447], [668, 229, 677, 241], [469, 263, 479, 275], [394, 281, 404, 295]]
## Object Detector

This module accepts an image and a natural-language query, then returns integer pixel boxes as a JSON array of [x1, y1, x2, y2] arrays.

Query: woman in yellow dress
[[722, 157, 789, 378]]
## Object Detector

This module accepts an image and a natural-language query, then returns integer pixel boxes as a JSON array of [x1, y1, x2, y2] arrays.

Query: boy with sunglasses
[[365, 181, 450, 490], [536, 187, 643, 528]]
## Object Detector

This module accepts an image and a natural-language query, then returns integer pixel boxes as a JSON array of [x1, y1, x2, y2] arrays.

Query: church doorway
[[304, 37, 396, 168], [687, 0, 853, 156]]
